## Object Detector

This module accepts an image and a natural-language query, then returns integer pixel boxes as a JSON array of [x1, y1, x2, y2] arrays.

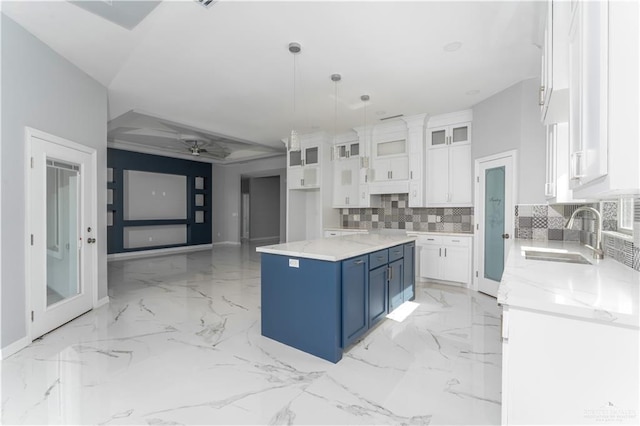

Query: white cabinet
[[501, 306, 639, 425], [404, 114, 428, 207], [428, 123, 471, 148], [334, 141, 360, 159], [540, 0, 570, 124], [332, 157, 359, 207], [417, 235, 472, 286], [372, 139, 409, 181], [287, 143, 320, 189], [426, 111, 473, 207], [568, 0, 608, 188], [570, 0, 640, 197], [426, 129, 472, 206], [544, 122, 585, 203]]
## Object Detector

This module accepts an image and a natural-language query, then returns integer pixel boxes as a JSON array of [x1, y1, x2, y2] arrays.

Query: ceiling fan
[[181, 138, 231, 159]]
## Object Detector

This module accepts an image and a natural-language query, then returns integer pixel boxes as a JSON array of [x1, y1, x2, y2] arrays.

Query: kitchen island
[[498, 239, 639, 425], [256, 233, 416, 363]]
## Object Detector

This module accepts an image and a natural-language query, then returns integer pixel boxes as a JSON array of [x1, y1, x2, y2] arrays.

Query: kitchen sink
[[523, 248, 592, 265]]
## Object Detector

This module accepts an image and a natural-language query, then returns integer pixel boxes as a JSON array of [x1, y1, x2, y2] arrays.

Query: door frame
[[24, 127, 99, 341], [473, 149, 518, 293]]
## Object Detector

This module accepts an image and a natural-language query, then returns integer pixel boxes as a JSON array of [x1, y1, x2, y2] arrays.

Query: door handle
[[502, 234, 510, 239], [87, 238, 96, 244]]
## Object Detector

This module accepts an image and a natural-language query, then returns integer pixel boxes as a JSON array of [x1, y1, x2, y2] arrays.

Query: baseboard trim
[[249, 236, 280, 243], [213, 241, 241, 246], [107, 244, 213, 261], [1, 336, 30, 360], [95, 296, 110, 308]]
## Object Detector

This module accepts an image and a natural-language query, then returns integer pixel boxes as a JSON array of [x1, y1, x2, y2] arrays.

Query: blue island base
[[260, 253, 343, 363]]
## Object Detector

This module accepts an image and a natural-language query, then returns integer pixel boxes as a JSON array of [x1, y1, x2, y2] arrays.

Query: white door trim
[[25, 127, 98, 342], [473, 149, 518, 293]]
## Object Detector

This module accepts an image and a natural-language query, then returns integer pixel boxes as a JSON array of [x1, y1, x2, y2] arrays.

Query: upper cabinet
[[540, 0, 570, 124], [368, 121, 411, 196], [332, 135, 361, 208], [544, 122, 584, 203], [568, 0, 639, 197], [288, 142, 320, 189], [426, 111, 473, 206]]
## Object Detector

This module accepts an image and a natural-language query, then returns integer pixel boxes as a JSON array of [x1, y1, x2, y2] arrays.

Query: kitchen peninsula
[[256, 233, 416, 362]]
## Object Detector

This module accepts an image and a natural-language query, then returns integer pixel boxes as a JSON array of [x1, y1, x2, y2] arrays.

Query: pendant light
[[288, 42, 301, 152], [331, 73, 341, 156], [361, 94, 370, 168]]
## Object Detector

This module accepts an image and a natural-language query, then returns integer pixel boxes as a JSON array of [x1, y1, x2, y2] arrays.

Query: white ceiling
[[3, 0, 544, 156]]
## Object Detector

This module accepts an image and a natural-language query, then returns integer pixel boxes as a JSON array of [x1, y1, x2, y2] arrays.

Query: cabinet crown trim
[[427, 109, 473, 128]]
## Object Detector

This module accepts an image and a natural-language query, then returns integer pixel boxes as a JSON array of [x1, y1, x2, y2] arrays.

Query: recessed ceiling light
[[443, 41, 462, 52], [375, 111, 387, 116], [466, 89, 480, 95]]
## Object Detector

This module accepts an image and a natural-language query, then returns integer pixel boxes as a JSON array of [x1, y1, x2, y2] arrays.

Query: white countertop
[[498, 239, 640, 328], [256, 233, 416, 262]]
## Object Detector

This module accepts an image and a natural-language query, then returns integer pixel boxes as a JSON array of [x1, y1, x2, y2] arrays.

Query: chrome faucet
[[566, 206, 604, 259]]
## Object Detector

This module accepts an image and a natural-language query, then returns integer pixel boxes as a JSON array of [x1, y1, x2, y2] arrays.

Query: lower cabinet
[[368, 264, 388, 328], [341, 242, 415, 348], [341, 255, 369, 347], [418, 235, 472, 285]]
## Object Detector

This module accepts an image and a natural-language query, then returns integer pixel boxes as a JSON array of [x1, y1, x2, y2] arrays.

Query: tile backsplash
[[340, 194, 474, 233], [515, 201, 639, 272]]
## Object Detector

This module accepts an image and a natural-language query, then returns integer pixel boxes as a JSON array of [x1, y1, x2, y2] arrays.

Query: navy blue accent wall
[[107, 148, 212, 254]]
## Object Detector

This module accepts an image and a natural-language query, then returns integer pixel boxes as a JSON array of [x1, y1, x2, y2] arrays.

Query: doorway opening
[[240, 174, 282, 245]]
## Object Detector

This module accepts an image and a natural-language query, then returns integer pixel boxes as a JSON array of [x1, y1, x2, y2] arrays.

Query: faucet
[[566, 206, 604, 259]]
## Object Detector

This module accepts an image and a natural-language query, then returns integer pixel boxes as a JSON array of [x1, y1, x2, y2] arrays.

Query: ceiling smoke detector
[[194, 0, 217, 9]]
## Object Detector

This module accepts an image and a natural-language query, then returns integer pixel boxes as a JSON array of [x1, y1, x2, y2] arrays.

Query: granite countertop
[[256, 233, 416, 262], [498, 239, 640, 328]]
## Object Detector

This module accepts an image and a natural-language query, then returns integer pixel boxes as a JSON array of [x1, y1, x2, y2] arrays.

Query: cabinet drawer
[[442, 236, 471, 247], [417, 235, 443, 245], [388, 245, 404, 262], [369, 249, 389, 270]]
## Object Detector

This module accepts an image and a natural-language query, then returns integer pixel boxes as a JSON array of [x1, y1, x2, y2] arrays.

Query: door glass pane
[[305, 147, 319, 165], [338, 145, 347, 158], [431, 130, 446, 146], [289, 150, 302, 167], [377, 139, 406, 156], [46, 161, 80, 306], [484, 166, 505, 282], [452, 126, 468, 143]]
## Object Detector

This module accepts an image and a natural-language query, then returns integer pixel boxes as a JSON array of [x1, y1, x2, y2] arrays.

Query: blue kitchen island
[[256, 233, 416, 363]]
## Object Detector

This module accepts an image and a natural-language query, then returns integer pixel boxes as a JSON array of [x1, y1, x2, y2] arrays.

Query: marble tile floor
[[1, 245, 503, 425]]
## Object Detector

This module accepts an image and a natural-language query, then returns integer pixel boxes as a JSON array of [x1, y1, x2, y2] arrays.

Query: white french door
[[475, 151, 516, 297], [28, 129, 97, 339]]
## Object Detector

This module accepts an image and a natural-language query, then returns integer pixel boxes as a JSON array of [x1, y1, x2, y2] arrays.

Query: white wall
[[472, 78, 546, 204], [1, 15, 108, 350], [212, 156, 286, 244]]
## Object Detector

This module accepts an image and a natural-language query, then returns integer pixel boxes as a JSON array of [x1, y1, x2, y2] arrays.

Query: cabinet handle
[[388, 266, 392, 281], [539, 85, 545, 106], [452, 239, 460, 242], [410, 171, 413, 179], [439, 248, 442, 257], [427, 238, 435, 241], [444, 248, 447, 257], [354, 259, 364, 265], [301, 179, 304, 186], [377, 256, 385, 260]]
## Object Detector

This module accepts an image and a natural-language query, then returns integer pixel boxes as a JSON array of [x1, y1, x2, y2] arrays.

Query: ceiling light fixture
[[331, 73, 341, 147], [288, 42, 302, 152], [443, 41, 462, 52]]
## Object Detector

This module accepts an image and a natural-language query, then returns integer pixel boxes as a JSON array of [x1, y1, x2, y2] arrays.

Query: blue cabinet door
[[368, 266, 388, 328], [388, 259, 404, 312], [342, 255, 369, 347], [403, 242, 415, 301]]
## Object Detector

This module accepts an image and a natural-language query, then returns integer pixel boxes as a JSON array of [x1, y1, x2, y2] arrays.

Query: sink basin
[[523, 249, 592, 265]]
